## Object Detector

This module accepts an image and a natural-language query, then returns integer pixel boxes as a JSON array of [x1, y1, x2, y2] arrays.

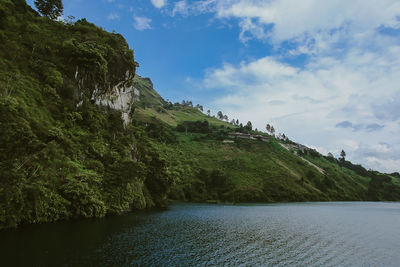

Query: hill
[[1, 0, 399, 230], [132, 78, 400, 203]]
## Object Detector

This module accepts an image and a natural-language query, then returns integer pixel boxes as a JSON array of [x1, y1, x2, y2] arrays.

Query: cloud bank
[[203, 49, 400, 172], [171, 0, 400, 45]]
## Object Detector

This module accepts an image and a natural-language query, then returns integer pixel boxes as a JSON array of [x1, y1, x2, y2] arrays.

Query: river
[[1, 202, 399, 266]]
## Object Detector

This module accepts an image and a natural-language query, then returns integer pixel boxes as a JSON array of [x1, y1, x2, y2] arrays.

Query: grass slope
[[132, 76, 400, 203]]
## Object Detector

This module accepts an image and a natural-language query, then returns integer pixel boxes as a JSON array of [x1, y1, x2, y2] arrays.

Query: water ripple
[[1, 202, 400, 266]]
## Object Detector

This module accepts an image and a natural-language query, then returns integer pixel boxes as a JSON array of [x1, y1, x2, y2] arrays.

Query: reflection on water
[[1, 202, 400, 266]]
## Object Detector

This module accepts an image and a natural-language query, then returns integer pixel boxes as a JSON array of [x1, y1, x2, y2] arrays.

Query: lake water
[[1, 202, 400, 266]]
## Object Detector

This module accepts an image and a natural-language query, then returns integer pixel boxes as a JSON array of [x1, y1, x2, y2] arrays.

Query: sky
[[27, 0, 400, 173]]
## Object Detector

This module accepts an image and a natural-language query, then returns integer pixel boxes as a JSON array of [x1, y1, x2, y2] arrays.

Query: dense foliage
[[0, 0, 167, 229], [176, 120, 210, 134], [34, 0, 63, 19]]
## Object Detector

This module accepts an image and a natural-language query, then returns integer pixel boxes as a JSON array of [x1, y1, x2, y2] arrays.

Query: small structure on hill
[[253, 134, 269, 142], [228, 132, 269, 142], [283, 143, 307, 153]]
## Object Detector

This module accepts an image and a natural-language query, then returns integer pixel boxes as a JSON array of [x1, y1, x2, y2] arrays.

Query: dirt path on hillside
[[278, 143, 325, 174]]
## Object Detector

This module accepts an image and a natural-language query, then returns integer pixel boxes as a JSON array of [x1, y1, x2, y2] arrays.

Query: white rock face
[[94, 84, 140, 127], [74, 67, 140, 126]]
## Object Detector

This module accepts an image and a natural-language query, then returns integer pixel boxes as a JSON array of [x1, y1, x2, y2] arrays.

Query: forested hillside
[[0, 0, 172, 229], [1, 0, 399, 230]]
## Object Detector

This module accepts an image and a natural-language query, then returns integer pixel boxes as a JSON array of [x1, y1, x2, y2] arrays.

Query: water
[[1, 202, 400, 266]]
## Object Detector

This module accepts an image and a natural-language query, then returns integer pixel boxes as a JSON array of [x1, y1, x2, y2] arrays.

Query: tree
[[65, 15, 75, 25], [230, 119, 236, 125], [236, 119, 239, 125], [195, 104, 203, 111], [340, 149, 346, 162], [217, 111, 223, 120], [270, 126, 275, 136], [34, 0, 64, 20], [207, 110, 211, 116], [266, 124, 271, 133], [223, 115, 228, 121], [245, 121, 252, 131]]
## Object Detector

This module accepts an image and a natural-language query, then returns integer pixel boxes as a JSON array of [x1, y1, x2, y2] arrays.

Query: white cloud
[[151, 0, 167, 9], [172, 0, 400, 47], [133, 15, 152, 30], [107, 12, 120, 20], [203, 46, 400, 172], [172, 0, 215, 17], [172, 0, 188, 16]]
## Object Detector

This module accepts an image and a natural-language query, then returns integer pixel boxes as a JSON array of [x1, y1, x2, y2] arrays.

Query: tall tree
[[34, 0, 64, 20], [217, 111, 223, 120], [340, 149, 346, 162], [246, 121, 252, 131], [266, 124, 271, 133], [207, 110, 211, 116], [270, 126, 275, 136]]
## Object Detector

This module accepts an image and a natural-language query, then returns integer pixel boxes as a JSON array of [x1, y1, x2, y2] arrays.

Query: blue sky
[[27, 0, 400, 173]]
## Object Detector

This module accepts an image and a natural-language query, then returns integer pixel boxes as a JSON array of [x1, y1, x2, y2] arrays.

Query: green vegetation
[[1, 0, 399, 230], [0, 0, 166, 229], [34, 0, 63, 20]]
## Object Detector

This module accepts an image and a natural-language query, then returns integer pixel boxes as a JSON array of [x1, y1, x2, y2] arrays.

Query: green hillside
[[1, 0, 399, 230], [132, 74, 400, 203], [132, 76, 232, 127]]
